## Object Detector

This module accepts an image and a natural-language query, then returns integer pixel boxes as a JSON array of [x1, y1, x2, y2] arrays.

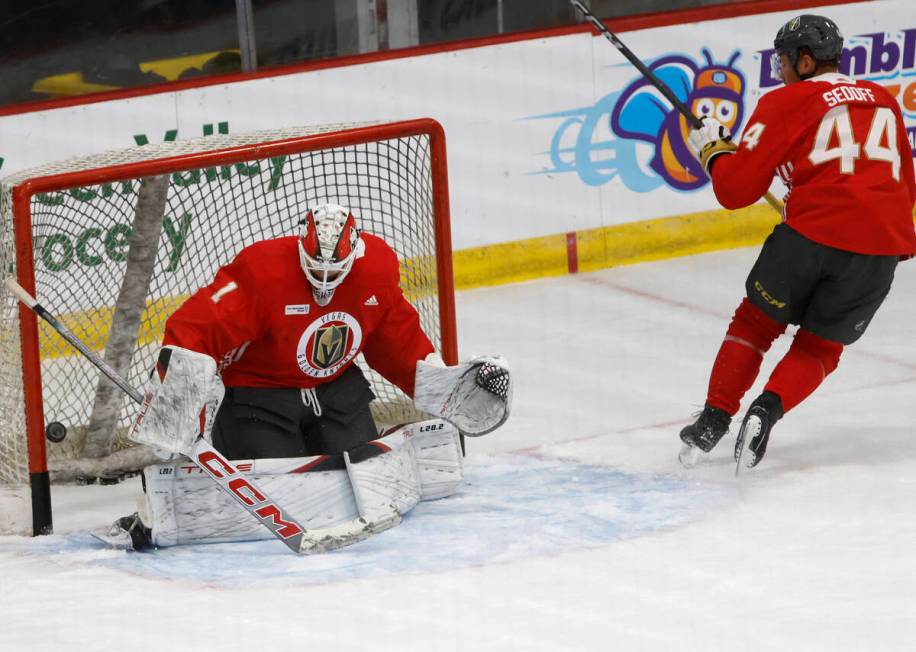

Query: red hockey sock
[[706, 299, 786, 415], [764, 328, 843, 413]]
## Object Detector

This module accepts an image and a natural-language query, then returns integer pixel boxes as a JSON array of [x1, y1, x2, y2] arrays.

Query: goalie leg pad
[[344, 419, 464, 511], [344, 431, 422, 518], [137, 422, 465, 548], [141, 456, 358, 547], [407, 420, 464, 500]]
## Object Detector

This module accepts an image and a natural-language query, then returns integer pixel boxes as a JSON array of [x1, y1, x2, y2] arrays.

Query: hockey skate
[[678, 404, 731, 468], [91, 512, 153, 551], [734, 392, 784, 474]]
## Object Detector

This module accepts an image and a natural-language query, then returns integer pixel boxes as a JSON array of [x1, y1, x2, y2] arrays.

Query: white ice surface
[[2, 247, 916, 651]]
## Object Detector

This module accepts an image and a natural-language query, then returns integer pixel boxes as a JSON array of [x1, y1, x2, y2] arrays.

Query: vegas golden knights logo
[[296, 311, 362, 378], [312, 324, 349, 369]]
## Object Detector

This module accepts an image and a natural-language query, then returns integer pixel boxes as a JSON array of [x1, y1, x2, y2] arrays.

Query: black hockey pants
[[211, 365, 378, 459]]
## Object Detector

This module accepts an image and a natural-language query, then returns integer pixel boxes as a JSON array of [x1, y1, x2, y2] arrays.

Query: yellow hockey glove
[[698, 139, 738, 173]]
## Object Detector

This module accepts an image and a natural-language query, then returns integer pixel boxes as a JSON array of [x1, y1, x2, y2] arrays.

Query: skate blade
[[734, 415, 762, 476], [678, 442, 702, 468]]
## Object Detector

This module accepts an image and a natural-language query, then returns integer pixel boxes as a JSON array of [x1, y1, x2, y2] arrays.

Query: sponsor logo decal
[[754, 280, 786, 309], [364, 295, 378, 306], [196, 449, 302, 539], [296, 311, 362, 378], [419, 422, 446, 433], [285, 304, 310, 315]]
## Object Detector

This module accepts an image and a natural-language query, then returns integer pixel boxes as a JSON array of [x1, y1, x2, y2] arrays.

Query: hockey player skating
[[101, 203, 511, 550], [681, 15, 916, 471]]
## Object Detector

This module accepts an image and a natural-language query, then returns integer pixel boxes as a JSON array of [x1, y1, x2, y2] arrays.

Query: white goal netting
[[0, 120, 454, 490]]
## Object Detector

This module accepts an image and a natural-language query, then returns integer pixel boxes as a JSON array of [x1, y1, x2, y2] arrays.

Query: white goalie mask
[[298, 204, 361, 305]]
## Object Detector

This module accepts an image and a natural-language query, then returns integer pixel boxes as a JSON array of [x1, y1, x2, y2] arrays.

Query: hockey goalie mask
[[298, 204, 360, 304]]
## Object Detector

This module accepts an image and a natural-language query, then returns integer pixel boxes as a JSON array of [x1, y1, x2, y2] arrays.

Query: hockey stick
[[6, 277, 398, 554], [569, 0, 784, 214]]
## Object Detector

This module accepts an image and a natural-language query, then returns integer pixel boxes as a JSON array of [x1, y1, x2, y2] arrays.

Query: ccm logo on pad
[[196, 450, 303, 539]]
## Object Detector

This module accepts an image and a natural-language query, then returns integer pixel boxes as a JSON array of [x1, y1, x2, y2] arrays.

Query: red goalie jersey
[[710, 72, 916, 256], [163, 233, 435, 395]]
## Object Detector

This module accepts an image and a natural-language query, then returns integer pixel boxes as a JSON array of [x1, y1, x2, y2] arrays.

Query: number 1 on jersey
[[809, 105, 900, 181]]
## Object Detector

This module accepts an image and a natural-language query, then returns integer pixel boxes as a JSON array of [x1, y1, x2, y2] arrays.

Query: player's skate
[[734, 391, 784, 473], [678, 404, 731, 467], [91, 512, 153, 551]]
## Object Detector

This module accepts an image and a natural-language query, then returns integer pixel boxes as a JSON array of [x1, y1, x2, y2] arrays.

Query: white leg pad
[[142, 457, 358, 547], [138, 420, 465, 547], [344, 431, 422, 518], [408, 420, 464, 500]]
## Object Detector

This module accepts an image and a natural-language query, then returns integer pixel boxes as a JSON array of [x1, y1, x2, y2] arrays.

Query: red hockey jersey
[[709, 72, 916, 256], [163, 233, 435, 396]]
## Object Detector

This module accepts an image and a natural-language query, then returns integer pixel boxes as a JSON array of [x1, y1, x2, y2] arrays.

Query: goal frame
[[8, 118, 457, 536]]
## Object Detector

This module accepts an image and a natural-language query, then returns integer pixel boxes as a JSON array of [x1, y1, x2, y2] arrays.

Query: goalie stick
[[568, 0, 785, 214], [5, 277, 398, 554]]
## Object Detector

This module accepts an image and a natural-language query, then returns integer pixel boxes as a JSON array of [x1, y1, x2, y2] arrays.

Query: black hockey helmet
[[774, 15, 844, 66]]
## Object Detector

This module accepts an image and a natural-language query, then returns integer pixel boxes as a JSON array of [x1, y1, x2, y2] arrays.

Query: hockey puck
[[45, 421, 68, 443]]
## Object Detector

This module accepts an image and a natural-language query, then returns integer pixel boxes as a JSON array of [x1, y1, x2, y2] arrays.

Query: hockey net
[[0, 119, 456, 534]]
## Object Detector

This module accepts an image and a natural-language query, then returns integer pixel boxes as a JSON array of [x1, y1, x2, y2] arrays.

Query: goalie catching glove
[[687, 117, 737, 173], [413, 354, 512, 436]]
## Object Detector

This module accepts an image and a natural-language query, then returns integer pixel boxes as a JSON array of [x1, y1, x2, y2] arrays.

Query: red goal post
[[0, 118, 456, 536]]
